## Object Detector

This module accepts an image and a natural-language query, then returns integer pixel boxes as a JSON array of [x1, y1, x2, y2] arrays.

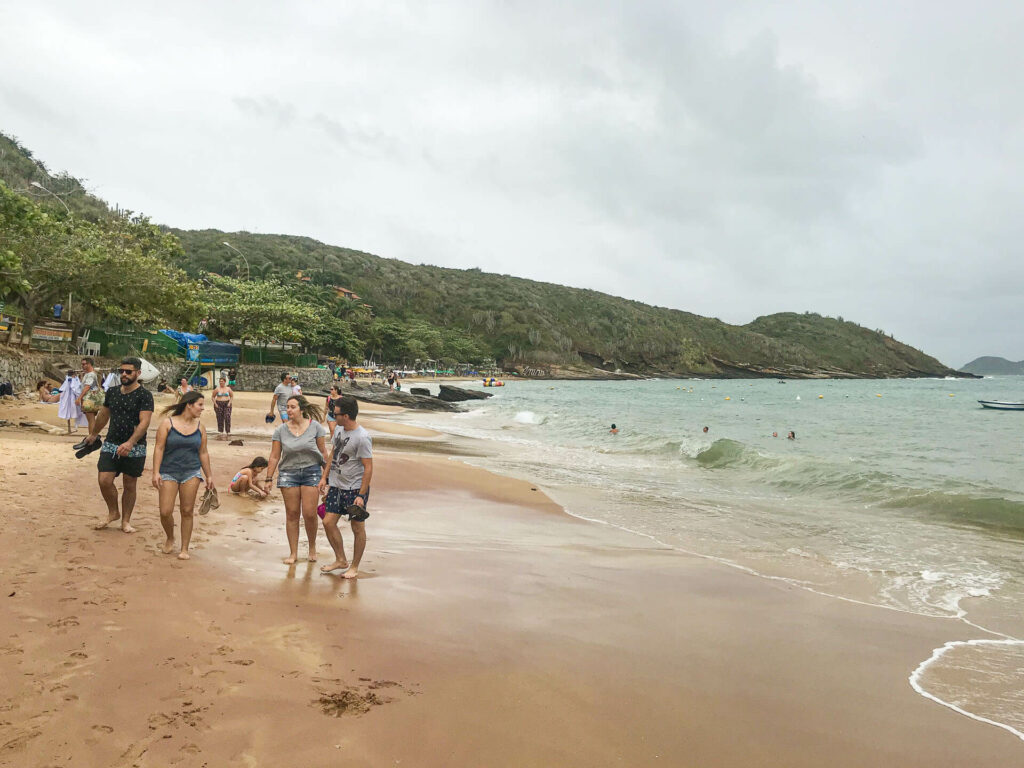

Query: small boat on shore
[[978, 400, 1024, 410]]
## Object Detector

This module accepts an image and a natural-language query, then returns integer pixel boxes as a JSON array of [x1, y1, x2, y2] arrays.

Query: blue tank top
[[160, 418, 202, 476]]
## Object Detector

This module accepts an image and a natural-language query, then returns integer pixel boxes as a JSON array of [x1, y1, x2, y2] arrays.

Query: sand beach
[[1, 390, 1021, 767]]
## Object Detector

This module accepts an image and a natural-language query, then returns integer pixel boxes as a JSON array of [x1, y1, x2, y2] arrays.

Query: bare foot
[[307, 550, 318, 562], [177, 552, 190, 560], [320, 560, 349, 573], [121, 524, 136, 534], [283, 555, 298, 565], [160, 539, 175, 554], [342, 568, 359, 579], [95, 514, 120, 530]]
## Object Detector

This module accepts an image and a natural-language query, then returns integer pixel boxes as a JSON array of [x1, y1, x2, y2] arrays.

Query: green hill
[[1, 131, 960, 378], [172, 229, 958, 378], [960, 356, 1024, 376]]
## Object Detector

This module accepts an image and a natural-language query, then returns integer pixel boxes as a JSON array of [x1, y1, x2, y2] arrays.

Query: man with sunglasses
[[82, 357, 155, 533]]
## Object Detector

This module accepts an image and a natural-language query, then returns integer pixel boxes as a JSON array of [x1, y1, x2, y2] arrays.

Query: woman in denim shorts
[[264, 395, 329, 564], [150, 391, 214, 560]]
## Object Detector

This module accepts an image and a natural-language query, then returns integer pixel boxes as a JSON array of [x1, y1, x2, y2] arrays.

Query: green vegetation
[[0, 181, 200, 340], [0, 132, 959, 377], [174, 229, 956, 377]]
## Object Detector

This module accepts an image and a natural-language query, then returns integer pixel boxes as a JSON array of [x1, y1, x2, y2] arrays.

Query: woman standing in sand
[[76, 358, 103, 434], [151, 391, 214, 560], [213, 376, 234, 437], [264, 395, 329, 564], [324, 385, 342, 437]]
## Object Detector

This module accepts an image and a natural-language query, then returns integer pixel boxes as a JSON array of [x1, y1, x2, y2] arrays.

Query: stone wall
[[0, 347, 332, 396], [233, 364, 334, 394], [0, 349, 181, 394]]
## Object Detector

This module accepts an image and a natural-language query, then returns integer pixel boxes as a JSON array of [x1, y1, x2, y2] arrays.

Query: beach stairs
[[176, 360, 200, 387]]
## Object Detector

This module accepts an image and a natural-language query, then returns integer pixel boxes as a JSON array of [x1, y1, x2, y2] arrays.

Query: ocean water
[[402, 376, 1024, 741]]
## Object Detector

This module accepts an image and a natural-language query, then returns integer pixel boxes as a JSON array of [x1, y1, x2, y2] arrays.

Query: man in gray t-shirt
[[267, 372, 293, 422], [318, 395, 373, 579], [328, 424, 372, 489]]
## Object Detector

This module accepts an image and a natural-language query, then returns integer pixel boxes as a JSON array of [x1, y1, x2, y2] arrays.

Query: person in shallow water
[[787, 431, 796, 440], [703, 426, 709, 433], [609, 423, 618, 434]]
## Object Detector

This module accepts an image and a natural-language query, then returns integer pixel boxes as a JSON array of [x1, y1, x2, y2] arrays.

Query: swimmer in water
[[787, 431, 796, 440], [772, 432, 778, 438], [610, 424, 619, 434], [702, 426, 709, 434]]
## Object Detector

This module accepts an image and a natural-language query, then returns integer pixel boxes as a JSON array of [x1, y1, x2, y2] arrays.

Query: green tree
[[202, 276, 311, 350], [0, 182, 77, 339], [0, 183, 202, 341]]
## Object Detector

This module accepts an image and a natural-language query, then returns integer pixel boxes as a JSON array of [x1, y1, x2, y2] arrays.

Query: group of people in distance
[[77, 358, 372, 577], [611, 423, 796, 440]]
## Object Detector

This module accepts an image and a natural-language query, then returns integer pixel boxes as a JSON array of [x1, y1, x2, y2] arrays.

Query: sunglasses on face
[[119, 369, 136, 375]]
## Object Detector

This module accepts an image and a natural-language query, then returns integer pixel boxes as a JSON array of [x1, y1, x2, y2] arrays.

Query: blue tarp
[[159, 329, 238, 363], [159, 329, 208, 346]]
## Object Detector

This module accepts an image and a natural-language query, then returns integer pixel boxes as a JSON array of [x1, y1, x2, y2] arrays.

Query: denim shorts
[[160, 469, 203, 484], [278, 408, 289, 422], [277, 464, 322, 488]]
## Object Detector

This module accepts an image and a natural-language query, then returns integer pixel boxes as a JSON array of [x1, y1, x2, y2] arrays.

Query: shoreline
[[1, 392, 1022, 765]]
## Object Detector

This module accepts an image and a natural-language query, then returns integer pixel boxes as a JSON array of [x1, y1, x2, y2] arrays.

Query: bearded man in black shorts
[[82, 357, 154, 533]]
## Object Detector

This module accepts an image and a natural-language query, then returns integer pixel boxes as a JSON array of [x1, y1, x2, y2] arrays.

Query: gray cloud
[[2, 0, 1023, 366]]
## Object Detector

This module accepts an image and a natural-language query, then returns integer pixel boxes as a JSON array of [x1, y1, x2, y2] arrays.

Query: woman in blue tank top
[[150, 391, 214, 560]]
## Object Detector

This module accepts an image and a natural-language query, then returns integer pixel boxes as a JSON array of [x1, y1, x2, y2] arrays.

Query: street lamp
[[222, 241, 250, 280], [30, 181, 71, 216]]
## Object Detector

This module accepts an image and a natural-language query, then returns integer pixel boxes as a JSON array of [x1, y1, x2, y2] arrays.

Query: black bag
[[0, 381, 13, 397]]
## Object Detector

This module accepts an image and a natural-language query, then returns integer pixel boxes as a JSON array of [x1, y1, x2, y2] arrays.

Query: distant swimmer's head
[[787, 431, 796, 440], [702, 426, 709, 433], [610, 423, 618, 434], [772, 432, 778, 438]]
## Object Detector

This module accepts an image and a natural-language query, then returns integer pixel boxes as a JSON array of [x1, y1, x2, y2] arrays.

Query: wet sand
[[1, 391, 1022, 766]]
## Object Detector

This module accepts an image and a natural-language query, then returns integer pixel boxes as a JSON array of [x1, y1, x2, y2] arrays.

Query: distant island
[[0, 132, 967, 379], [960, 357, 1024, 376]]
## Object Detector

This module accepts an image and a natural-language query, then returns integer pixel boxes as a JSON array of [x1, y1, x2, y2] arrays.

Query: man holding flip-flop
[[317, 395, 372, 579], [77, 357, 154, 533]]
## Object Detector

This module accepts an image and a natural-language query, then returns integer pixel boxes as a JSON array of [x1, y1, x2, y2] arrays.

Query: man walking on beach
[[318, 395, 372, 579], [268, 372, 292, 422], [82, 357, 154, 533]]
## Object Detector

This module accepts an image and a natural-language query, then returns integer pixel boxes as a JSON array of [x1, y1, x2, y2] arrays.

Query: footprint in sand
[[91, 724, 114, 733], [47, 616, 80, 629]]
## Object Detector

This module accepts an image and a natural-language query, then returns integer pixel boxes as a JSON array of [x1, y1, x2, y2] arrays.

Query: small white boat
[[978, 400, 1024, 410]]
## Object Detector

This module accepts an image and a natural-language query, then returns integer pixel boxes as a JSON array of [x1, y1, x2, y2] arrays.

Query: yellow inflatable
[[482, 378, 504, 387]]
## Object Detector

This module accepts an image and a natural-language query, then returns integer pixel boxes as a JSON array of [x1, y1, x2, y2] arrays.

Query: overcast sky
[[3, 1, 1022, 367]]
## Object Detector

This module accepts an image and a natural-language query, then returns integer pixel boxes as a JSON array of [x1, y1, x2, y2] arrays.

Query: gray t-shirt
[[81, 371, 99, 391], [273, 420, 328, 471], [328, 425, 373, 489], [273, 383, 292, 412]]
